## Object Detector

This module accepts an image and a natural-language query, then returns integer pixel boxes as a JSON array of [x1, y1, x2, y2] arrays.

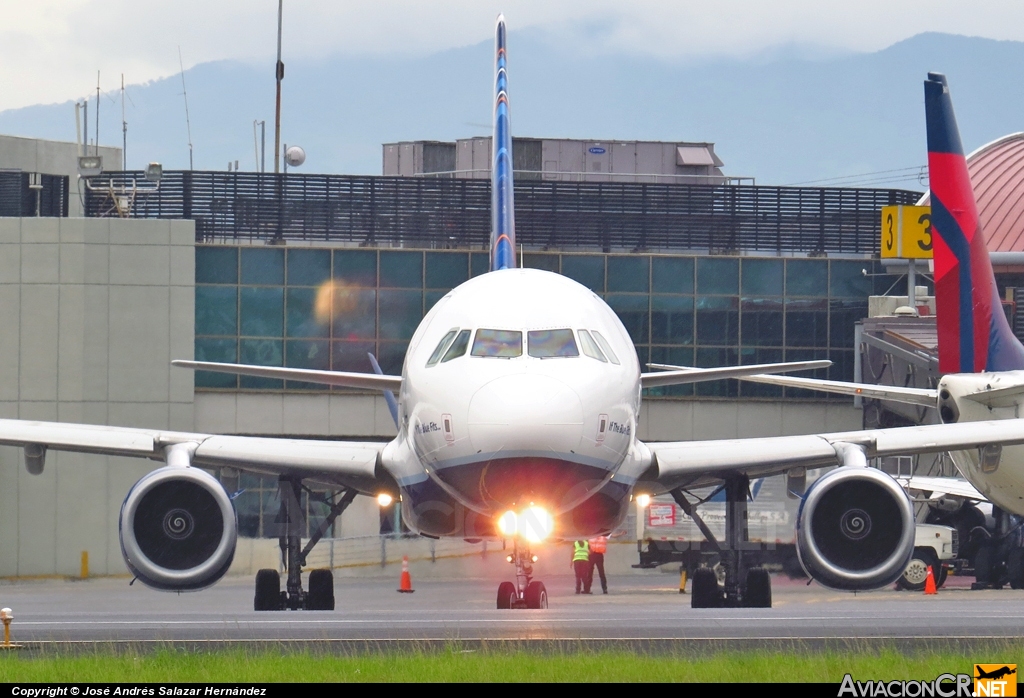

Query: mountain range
[[1, 31, 1022, 186]]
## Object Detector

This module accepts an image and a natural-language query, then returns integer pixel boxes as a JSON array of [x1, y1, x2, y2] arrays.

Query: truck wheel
[[897, 548, 938, 591], [1007, 549, 1024, 589]]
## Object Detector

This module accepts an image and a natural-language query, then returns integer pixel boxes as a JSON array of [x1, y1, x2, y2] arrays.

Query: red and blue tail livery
[[490, 14, 516, 271], [924, 73, 1024, 373]]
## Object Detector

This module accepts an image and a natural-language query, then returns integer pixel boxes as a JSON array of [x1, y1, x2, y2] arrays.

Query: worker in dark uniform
[[589, 535, 609, 594], [571, 539, 592, 594]]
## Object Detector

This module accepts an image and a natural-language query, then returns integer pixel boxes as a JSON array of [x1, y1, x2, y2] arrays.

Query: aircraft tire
[[743, 567, 772, 608], [254, 568, 282, 611], [525, 581, 548, 609], [307, 569, 335, 610], [1007, 548, 1024, 589], [974, 544, 996, 587], [690, 567, 721, 609], [496, 581, 516, 609]]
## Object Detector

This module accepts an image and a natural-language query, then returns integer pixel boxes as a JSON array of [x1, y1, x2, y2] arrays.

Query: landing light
[[497, 510, 518, 536], [520, 505, 554, 543], [376, 493, 394, 507], [636, 493, 651, 508]]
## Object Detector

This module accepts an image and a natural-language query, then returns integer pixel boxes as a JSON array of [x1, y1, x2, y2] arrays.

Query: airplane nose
[[467, 374, 583, 454]]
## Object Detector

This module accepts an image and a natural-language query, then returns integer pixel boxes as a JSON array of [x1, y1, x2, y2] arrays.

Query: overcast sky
[[4, 1, 1024, 111]]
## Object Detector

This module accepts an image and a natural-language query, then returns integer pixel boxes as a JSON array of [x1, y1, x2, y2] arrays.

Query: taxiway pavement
[[0, 572, 1020, 650]]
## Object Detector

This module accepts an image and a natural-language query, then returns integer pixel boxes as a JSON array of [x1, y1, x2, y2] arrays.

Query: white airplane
[[4, 23, 1024, 610]]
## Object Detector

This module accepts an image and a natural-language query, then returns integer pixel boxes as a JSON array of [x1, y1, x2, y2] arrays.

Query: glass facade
[[195, 246, 901, 399]]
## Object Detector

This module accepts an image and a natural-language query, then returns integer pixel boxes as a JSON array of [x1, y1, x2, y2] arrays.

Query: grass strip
[[0, 646, 1013, 683]]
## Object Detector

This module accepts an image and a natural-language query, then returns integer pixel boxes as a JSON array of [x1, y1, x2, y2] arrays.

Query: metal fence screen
[[83, 171, 920, 255], [0, 171, 69, 217]]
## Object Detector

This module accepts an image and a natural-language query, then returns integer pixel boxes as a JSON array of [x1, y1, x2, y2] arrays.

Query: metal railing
[[83, 170, 921, 254], [0, 171, 69, 217], [412, 168, 755, 186]]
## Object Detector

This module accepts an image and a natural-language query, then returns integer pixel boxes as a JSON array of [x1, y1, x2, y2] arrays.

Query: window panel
[[695, 347, 739, 397], [332, 340, 376, 374], [647, 346, 694, 397], [378, 290, 423, 340], [234, 490, 261, 538], [829, 299, 866, 348], [738, 347, 783, 398], [195, 246, 238, 284], [335, 249, 377, 287], [427, 329, 459, 366], [472, 329, 523, 358], [829, 349, 855, 382], [830, 260, 872, 298], [379, 251, 422, 288], [605, 294, 650, 345], [286, 287, 331, 339], [651, 256, 694, 294], [330, 287, 376, 340], [240, 247, 284, 285], [528, 329, 579, 358], [651, 295, 694, 344], [194, 338, 237, 388], [578, 330, 607, 362], [441, 330, 471, 362], [785, 299, 829, 347], [285, 339, 330, 391], [195, 286, 237, 336], [607, 256, 650, 293], [695, 296, 738, 345], [239, 338, 283, 389], [425, 291, 448, 314], [561, 255, 605, 292], [697, 258, 738, 295], [741, 258, 784, 296], [286, 248, 331, 287], [240, 287, 284, 337], [470, 252, 490, 278], [786, 259, 827, 297], [523, 254, 559, 273], [377, 341, 409, 375], [425, 252, 469, 289], [740, 297, 783, 347]]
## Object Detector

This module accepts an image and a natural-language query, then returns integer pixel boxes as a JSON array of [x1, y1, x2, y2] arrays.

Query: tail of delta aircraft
[[924, 72, 1024, 373], [491, 14, 516, 271]]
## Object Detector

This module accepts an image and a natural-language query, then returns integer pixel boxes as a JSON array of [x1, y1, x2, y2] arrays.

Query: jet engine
[[796, 466, 915, 590], [119, 466, 237, 591]]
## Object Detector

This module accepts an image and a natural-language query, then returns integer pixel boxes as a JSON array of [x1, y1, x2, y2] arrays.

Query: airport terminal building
[[0, 133, 978, 579]]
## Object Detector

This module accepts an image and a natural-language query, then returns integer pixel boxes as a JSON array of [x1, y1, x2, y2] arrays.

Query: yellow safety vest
[[573, 540, 590, 562]]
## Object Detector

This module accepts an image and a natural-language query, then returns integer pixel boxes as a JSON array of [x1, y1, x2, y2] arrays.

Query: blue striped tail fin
[[490, 14, 516, 271]]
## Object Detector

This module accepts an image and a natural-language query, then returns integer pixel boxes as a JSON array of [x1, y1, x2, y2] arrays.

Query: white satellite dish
[[284, 145, 306, 168]]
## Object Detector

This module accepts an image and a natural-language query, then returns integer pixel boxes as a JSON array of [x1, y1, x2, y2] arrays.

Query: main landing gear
[[672, 474, 773, 609], [496, 539, 548, 609], [254, 476, 358, 611]]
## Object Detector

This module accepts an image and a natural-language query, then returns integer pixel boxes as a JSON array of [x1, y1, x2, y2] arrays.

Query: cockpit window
[[528, 329, 579, 358], [441, 329, 471, 362], [591, 330, 620, 365], [426, 329, 459, 366], [577, 329, 607, 362], [471, 329, 523, 358]]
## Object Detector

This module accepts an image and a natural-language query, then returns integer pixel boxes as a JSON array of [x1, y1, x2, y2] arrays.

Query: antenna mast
[[178, 47, 194, 170], [121, 74, 127, 169], [95, 71, 100, 156]]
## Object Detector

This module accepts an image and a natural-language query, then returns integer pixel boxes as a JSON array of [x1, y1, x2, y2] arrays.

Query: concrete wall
[[0, 217, 194, 577], [0, 135, 122, 217]]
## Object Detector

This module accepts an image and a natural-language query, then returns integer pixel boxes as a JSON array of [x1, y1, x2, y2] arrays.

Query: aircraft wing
[[640, 360, 830, 389], [645, 418, 1024, 489], [646, 362, 937, 407], [895, 475, 987, 502], [172, 360, 402, 392], [0, 418, 391, 494]]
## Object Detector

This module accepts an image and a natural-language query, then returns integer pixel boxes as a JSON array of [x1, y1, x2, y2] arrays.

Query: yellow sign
[[975, 664, 1017, 697], [881, 205, 933, 259]]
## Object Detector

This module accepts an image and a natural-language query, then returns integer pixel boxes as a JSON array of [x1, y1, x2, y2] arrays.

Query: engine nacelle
[[119, 466, 237, 591], [796, 466, 915, 590]]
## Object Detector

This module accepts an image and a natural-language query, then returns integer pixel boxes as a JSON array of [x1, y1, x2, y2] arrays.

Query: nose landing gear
[[496, 539, 548, 609]]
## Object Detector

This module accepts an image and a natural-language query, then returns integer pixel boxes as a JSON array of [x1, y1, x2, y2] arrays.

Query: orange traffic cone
[[397, 555, 415, 593], [924, 565, 937, 595]]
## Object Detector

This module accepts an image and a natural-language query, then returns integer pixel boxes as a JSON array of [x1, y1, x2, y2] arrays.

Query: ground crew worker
[[571, 539, 592, 594], [589, 535, 609, 594]]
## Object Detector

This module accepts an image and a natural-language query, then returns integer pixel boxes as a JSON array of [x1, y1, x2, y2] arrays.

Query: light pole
[[273, 0, 284, 174]]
